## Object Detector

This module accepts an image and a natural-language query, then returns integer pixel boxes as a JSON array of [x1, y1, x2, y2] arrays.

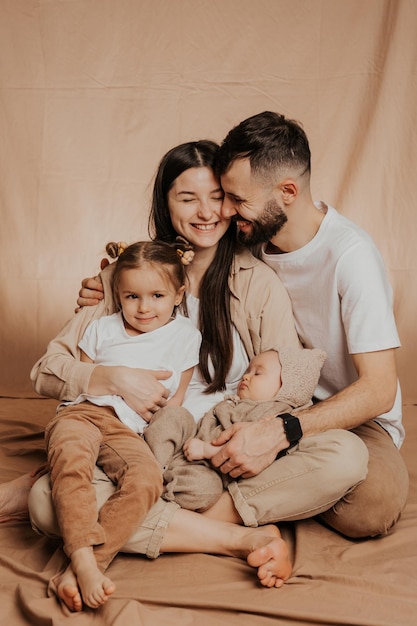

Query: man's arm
[[210, 348, 398, 478], [76, 274, 105, 311], [295, 348, 398, 435]]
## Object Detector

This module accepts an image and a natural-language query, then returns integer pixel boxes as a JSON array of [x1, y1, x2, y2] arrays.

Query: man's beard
[[237, 198, 288, 246]]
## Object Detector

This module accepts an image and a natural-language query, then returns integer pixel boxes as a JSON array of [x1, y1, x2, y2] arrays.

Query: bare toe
[[246, 527, 292, 588], [49, 566, 83, 612], [84, 576, 115, 608], [59, 583, 83, 612]]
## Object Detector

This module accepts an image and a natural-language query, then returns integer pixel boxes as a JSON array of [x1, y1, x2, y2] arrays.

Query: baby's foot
[[183, 438, 206, 461], [184, 438, 220, 461], [71, 547, 116, 609], [238, 525, 292, 588]]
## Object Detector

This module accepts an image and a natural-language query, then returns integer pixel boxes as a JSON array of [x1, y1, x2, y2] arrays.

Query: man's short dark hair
[[216, 111, 311, 180]]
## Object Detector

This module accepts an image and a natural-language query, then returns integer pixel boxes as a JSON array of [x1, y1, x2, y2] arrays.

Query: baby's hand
[[183, 437, 206, 461]]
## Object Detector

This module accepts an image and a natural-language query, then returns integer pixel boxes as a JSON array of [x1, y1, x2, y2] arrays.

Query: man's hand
[[89, 366, 171, 422], [75, 272, 105, 311], [209, 418, 290, 478]]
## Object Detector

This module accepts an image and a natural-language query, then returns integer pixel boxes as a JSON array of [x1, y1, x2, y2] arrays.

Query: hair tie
[[175, 236, 195, 266], [177, 248, 195, 266], [106, 241, 129, 259]]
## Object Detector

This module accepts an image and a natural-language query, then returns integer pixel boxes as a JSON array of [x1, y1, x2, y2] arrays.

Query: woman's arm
[[31, 264, 116, 399], [89, 365, 171, 420], [31, 308, 171, 418], [30, 300, 108, 400]]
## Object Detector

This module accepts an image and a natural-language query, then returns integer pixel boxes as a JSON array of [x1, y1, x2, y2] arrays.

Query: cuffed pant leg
[[29, 469, 178, 561], [319, 421, 409, 538], [121, 498, 180, 559], [228, 429, 369, 527]]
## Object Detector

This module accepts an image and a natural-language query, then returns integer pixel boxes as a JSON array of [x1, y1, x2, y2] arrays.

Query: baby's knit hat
[[275, 346, 327, 408]]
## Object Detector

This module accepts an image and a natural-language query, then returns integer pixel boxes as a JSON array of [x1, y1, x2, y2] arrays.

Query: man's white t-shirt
[[262, 203, 404, 448], [65, 312, 201, 434]]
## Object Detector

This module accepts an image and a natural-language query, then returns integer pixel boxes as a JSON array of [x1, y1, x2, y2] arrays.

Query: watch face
[[282, 414, 303, 444]]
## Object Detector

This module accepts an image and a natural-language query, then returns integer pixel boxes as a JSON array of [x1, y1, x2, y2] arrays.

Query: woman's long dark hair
[[148, 140, 237, 393]]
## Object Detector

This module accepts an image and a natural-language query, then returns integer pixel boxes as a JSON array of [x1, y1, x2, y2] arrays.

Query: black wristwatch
[[276, 413, 303, 458]]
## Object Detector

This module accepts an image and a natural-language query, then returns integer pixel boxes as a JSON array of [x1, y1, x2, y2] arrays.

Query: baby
[[144, 346, 326, 513]]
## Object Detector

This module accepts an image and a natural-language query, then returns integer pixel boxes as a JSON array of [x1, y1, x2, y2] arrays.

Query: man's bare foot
[[71, 547, 116, 609], [49, 564, 83, 612], [236, 525, 292, 588], [0, 472, 40, 522]]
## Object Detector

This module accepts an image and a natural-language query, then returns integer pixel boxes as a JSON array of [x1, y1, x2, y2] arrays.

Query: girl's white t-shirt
[[63, 311, 201, 433]]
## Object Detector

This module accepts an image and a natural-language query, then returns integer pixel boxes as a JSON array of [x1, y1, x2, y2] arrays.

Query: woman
[[32, 140, 299, 422], [1, 141, 367, 607]]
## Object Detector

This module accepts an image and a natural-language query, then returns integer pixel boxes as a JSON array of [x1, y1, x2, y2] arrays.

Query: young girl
[[45, 240, 201, 612]]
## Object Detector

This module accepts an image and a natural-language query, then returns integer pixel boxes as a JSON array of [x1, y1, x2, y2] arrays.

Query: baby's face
[[237, 351, 282, 401]]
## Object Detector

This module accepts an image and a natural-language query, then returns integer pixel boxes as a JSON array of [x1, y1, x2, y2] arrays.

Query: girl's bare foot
[[71, 547, 116, 609], [49, 564, 83, 612], [235, 525, 292, 588], [0, 472, 38, 522]]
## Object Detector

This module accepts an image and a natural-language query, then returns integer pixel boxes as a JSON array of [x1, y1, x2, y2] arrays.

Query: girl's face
[[118, 265, 185, 336], [237, 351, 282, 401], [167, 167, 230, 251]]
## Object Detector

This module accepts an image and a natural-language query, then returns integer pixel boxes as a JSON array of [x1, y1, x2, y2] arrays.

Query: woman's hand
[[89, 365, 172, 421], [209, 419, 289, 478]]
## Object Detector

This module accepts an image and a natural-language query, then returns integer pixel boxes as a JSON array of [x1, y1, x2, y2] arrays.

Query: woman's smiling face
[[167, 167, 230, 251]]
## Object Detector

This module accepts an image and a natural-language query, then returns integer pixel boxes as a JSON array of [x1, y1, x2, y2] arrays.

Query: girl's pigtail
[[106, 241, 128, 259], [174, 236, 194, 266]]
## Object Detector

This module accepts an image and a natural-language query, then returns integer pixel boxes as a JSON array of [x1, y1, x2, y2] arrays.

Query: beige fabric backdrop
[[1, 0, 416, 402]]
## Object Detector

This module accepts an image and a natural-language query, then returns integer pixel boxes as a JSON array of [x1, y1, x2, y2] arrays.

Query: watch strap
[[276, 413, 303, 459]]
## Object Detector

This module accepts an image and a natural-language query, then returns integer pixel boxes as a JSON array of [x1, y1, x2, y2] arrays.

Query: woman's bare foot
[[160, 506, 291, 587], [70, 547, 116, 609], [50, 564, 83, 612], [235, 525, 292, 588], [0, 472, 40, 522]]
